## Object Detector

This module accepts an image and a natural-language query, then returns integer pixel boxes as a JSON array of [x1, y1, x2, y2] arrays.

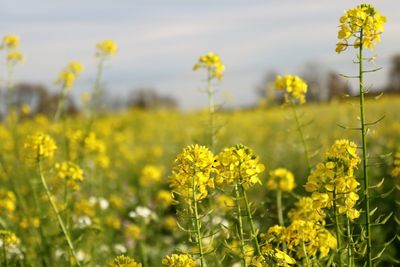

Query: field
[[1, 95, 399, 266], [1, 3, 400, 267]]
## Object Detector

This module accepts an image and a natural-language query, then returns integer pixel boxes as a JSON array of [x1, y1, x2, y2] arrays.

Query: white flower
[[99, 197, 109, 210]]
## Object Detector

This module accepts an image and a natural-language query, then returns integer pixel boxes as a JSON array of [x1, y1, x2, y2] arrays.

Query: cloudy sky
[[1, 0, 399, 109]]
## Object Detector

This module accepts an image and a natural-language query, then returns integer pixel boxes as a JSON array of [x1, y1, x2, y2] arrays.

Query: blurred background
[[1, 0, 400, 112]]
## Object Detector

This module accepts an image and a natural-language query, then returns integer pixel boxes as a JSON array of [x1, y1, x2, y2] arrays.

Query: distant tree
[[327, 72, 351, 100], [387, 54, 400, 92], [127, 88, 178, 110], [12, 83, 77, 116], [300, 62, 329, 102], [255, 70, 283, 107]]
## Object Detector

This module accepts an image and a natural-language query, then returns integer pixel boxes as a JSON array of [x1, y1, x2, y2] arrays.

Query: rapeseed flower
[[275, 75, 307, 105], [23, 133, 57, 161], [169, 145, 215, 201], [266, 168, 296, 192], [96, 39, 118, 57], [214, 144, 265, 190], [55, 161, 84, 190], [162, 253, 197, 266], [193, 52, 225, 80], [107, 255, 142, 267], [336, 4, 386, 53]]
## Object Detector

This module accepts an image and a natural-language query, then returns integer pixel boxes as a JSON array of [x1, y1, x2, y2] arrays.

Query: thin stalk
[[333, 191, 343, 267], [290, 101, 311, 173], [234, 184, 248, 267], [2, 236, 9, 267], [37, 159, 81, 267], [276, 189, 287, 252], [346, 217, 354, 267], [241, 185, 261, 255], [358, 29, 372, 267], [191, 177, 205, 267], [206, 72, 216, 152], [54, 85, 68, 122], [301, 239, 310, 266]]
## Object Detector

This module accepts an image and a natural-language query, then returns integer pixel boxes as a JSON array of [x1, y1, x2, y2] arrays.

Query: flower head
[[107, 255, 142, 267], [162, 254, 197, 267], [169, 145, 215, 201], [23, 133, 57, 161], [193, 52, 225, 80], [7, 50, 25, 64], [55, 61, 84, 89], [275, 75, 308, 105], [0, 230, 20, 248], [55, 161, 84, 190], [214, 144, 265, 190], [1, 35, 20, 50], [336, 4, 386, 53], [266, 168, 296, 192], [96, 39, 118, 57]]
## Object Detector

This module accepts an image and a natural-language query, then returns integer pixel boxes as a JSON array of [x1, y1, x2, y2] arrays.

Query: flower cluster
[[107, 255, 142, 267], [305, 139, 361, 220], [169, 145, 215, 201], [287, 197, 325, 224], [266, 168, 296, 192], [193, 52, 225, 80], [139, 165, 164, 187], [0, 230, 20, 248], [96, 39, 118, 57], [391, 150, 400, 177], [263, 220, 337, 259], [162, 253, 197, 267], [214, 144, 265, 190], [274, 75, 308, 105], [252, 249, 296, 267], [0, 189, 16, 219], [336, 4, 386, 53], [23, 133, 58, 161], [1, 34, 25, 64], [55, 161, 84, 190], [54, 61, 84, 89]]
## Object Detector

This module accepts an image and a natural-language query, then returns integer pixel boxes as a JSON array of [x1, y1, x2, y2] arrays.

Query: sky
[[1, 0, 400, 109]]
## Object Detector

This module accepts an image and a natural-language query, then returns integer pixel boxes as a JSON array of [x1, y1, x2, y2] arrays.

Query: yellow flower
[[139, 165, 163, 187], [336, 4, 386, 53], [105, 215, 121, 229], [0, 230, 19, 247], [155, 190, 174, 208], [54, 61, 83, 89], [68, 61, 84, 75], [275, 74, 307, 105], [193, 52, 225, 80], [266, 168, 296, 192], [7, 50, 25, 63], [1, 35, 20, 49], [169, 144, 215, 202], [125, 224, 142, 240], [55, 161, 84, 190], [0, 189, 16, 217], [391, 150, 400, 177], [23, 132, 57, 161], [107, 255, 142, 267], [96, 39, 118, 56], [162, 254, 197, 267], [214, 144, 265, 190]]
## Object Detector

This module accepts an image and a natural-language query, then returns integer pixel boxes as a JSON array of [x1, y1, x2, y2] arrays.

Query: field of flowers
[[1, 3, 399, 267]]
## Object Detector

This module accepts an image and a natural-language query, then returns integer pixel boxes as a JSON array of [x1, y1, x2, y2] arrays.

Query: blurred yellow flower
[[96, 39, 118, 56]]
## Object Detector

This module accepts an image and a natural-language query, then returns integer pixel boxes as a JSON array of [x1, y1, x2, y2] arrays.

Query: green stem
[[241, 185, 261, 256], [333, 191, 343, 267], [191, 177, 205, 267], [2, 237, 9, 267], [290, 101, 311, 173], [276, 190, 287, 252], [358, 29, 372, 267], [234, 184, 248, 267], [37, 159, 81, 267], [207, 73, 216, 153], [346, 217, 354, 267], [54, 85, 68, 122]]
